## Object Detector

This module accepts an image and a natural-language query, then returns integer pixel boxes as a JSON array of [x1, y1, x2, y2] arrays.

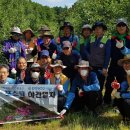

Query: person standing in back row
[[82, 22, 111, 103], [104, 18, 130, 105]]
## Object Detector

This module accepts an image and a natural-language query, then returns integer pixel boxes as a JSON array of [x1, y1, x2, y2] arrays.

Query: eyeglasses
[[31, 70, 40, 72], [63, 47, 69, 50]]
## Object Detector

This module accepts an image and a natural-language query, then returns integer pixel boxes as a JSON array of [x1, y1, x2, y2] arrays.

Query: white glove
[[8, 47, 17, 53], [114, 92, 121, 99], [60, 109, 67, 116], [116, 40, 124, 49], [56, 84, 63, 91], [52, 53, 57, 59], [11, 68, 17, 74], [27, 47, 33, 54]]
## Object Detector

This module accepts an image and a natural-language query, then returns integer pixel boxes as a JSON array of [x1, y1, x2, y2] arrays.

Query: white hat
[[10, 27, 22, 34], [50, 60, 66, 69], [82, 24, 92, 30]]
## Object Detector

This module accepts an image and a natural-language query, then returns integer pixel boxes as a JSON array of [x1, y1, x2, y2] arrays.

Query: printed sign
[[0, 84, 60, 124]]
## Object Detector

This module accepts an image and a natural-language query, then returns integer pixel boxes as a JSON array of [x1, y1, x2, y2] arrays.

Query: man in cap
[[58, 40, 81, 83], [48, 60, 70, 112], [2, 27, 26, 73], [58, 22, 79, 52], [38, 31, 57, 59], [82, 21, 111, 101], [80, 24, 92, 58], [112, 55, 130, 121], [25, 63, 47, 84], [104, 18, 130, 105], [60, 60, 101, 116], [22, 28, 38, 66]]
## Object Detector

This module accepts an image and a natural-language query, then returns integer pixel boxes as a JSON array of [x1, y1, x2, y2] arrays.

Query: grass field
[[1, 106, 130, 130]]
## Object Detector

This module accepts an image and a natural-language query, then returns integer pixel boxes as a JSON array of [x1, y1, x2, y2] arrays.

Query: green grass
[[1, 106, 130, 130]]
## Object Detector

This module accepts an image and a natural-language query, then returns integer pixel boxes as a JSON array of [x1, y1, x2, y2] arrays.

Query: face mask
[[31, 72, 40, 79], [55, 74, 60, 79], [80, 70, 88, 77], [125, 70, 130, 76]]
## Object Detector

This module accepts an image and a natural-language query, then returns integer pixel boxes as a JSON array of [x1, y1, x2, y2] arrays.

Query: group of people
[[1, 18, 130, 121]]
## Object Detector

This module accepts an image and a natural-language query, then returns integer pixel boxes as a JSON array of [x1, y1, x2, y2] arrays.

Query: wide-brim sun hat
[[23, 28, 35, 37], [38, 25, 51, 32], [60, 22, 74, 31], [10, 27, 22, 34], [75, 60, 92, 69], [43, 31, 54, 39], [118, 55, 130, 66], [50, 60, 66, 69]]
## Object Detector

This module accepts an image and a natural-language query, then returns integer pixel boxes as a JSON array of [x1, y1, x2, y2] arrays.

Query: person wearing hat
[[25, 63, 47, 84], [37, 25, 55, 47], [47, 60, 70, 112], [22, 28, 38, 66], [38, 31, 57, 60], [82, 21, 111, 101], [104, 18, 130, 105], [80, 24, 92, 58], [2, 27, 26, 73], [58, 40, 81, 83], [60, 60, 101, 116], [58, 21, 79, 52], [37, 50, 52, 79], [111, 55, 130, 121]]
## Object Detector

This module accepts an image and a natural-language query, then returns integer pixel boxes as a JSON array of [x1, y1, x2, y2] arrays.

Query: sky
[[31, 0, 77, 7]]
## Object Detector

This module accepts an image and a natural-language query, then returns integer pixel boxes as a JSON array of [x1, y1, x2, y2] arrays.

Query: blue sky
[[32, 0, 77, 7]]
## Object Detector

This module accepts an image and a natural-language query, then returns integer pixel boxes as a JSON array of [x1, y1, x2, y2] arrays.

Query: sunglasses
[[31, 70, 40, 72], [117, 23, 126, 27], [63, 47, 69, 50]]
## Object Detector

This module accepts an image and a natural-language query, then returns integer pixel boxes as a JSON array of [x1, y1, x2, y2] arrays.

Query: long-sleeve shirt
[[120, 81, 130, 99], [64, 71, 100, 109], [2, 38, 26, 69]]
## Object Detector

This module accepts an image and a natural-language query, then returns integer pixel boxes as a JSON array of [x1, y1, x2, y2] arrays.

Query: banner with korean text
[[0, 84, 60, 124]]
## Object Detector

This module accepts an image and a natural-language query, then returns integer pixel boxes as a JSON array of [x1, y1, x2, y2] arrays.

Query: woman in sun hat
[[48, 60, 70, 112], [60, 60, 102, 116], [22, 28, 38, 66]]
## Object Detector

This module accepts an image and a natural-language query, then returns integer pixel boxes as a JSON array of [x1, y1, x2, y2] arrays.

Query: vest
[[89, 36, 109, 67], [50, 73, 68, 85]]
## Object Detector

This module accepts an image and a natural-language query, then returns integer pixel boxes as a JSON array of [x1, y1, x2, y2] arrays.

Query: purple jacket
[[2, 38, 26, 69]]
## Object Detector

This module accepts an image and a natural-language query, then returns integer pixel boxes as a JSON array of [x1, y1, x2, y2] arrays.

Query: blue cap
[[40, 50, 49, 58]]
